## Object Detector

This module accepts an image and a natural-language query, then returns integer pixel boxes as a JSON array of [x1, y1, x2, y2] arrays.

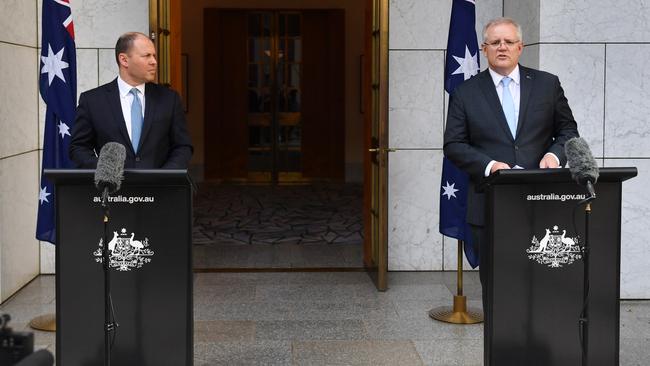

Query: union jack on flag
[[36, 0, 77, 244]]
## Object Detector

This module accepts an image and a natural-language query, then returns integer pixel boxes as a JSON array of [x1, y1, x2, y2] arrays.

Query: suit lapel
[[516, 65, 533, 140], [139, 83, 157, 152], [477, 70, 514, 142], [105, 79, 133, 152]]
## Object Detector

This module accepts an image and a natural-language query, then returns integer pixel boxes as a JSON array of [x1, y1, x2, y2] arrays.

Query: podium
[[479, 167, 636, 366], [45, 169, 193, 366]]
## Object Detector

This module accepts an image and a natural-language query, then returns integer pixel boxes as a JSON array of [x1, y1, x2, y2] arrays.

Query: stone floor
[[193, 184, 364, 269], [1, 272, 649, 365]]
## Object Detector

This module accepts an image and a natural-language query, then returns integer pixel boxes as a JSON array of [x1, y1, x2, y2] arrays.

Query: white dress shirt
[[117, 76, 146, 141]]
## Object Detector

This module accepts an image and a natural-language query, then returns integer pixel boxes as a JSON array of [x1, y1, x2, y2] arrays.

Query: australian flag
[[439, 0, 480, 267], [36, 0, 77, 244]]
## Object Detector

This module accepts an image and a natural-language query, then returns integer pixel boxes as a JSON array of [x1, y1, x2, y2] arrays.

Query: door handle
[[368, 148, 397, 152]]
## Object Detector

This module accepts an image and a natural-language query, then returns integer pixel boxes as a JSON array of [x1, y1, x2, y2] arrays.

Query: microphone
[[94, 142, 126, 204], [565, 137, 599, 199]]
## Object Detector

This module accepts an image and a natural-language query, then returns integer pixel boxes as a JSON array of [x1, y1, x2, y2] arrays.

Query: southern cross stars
[[442, 181, 459, 200], [58, 121, 71, 138], [41, 44, 69, 85], [39, 186, 51, 204], [451, 45, 479, 81]]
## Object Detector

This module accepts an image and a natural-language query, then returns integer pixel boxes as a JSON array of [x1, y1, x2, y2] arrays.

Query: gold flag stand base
[[429, 295, 483, 324], [29, 313, 56, 332], [429, 239, 483, 324]]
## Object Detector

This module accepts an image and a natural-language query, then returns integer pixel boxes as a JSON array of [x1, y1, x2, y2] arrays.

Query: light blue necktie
[[501, 76, 517, 139], [130, 88, 143, 153]]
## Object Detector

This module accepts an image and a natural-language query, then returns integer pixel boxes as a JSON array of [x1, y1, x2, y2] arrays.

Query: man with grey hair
[[70, 32, 193, 169], [443, 17, 579, 303]]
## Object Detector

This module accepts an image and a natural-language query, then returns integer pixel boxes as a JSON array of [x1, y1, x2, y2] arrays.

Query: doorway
[[204, 9, 344, 183], [176, 0, 388, 288]]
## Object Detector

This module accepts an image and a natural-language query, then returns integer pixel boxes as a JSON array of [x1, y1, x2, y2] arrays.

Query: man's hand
[[490, 161, 511, 174], [539, 153, 560, 169]]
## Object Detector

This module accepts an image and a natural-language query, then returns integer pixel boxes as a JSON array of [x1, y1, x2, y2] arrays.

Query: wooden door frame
[[363, 0, 389, 290], [149, 0, 183, 93]]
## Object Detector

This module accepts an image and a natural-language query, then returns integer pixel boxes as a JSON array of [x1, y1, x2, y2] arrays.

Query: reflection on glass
[[247, 12, 303, 179], [287, 15, 300, 37], [248, 65, 258, 88], [249, 126, 272, 147], [279, 126, 301, 146], [262, 13, 271, 36], [287, 39, 301, 62], [289, 64, 300, 88], [288, 89, 300, 112]]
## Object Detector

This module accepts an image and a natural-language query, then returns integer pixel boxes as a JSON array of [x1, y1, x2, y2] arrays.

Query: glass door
[[247, 12, 303, 183]]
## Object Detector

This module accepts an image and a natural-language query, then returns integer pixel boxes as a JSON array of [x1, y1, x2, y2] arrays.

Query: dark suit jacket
[[69, 79, 193, 169], [443, 65, 579, 225]]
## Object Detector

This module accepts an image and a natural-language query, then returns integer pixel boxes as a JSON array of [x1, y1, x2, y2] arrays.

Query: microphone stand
[[578, 181, 596, 366], [101, 187, 116, 366]]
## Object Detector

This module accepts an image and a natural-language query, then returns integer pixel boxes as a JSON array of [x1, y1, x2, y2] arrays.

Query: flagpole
[[429, 239, 483, 324]]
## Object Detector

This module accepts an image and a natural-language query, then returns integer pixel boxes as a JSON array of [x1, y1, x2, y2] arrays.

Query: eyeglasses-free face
[[482, 23, 523, 75]]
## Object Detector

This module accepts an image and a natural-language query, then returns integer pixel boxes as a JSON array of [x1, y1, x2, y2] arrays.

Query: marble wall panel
[[0, 43, 38, 158], [0, 152, 40, 302], [76, 48, 100, 99], [475, 0, 503, 72], [388, 149, 443, 270], [69, 0, 149, 49], [40, 243, 55, 274], [442, 236, 477, 271], [389, 0, 450, 50], [476, 0, 504, 43], [605, 159, 650, 299], [540, 1, 650, 43], [0, 0, 37, 46], [99, 49, 119, 86], [519, 44, 539, 70], [389, 51, 444, 149], [604, 44, 650, 158], [504, 0, 540, 45], [539, 44, 605, 157]]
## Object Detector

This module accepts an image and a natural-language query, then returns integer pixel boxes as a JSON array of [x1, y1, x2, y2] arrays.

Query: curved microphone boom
[[565, 137, 599, 199], [95, 142, 126, 204]]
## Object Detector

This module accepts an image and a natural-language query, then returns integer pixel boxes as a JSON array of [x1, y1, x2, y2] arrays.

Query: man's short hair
[[482, 17, 523, 44], [115, 32, 148, 66]]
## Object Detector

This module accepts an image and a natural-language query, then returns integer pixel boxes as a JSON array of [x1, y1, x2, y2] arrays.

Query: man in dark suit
[[443, 18, 579, 300], [70, 32, 193, 169]]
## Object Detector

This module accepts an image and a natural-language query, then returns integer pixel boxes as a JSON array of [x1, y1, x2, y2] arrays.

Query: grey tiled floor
[[1, 273, 649, 365]]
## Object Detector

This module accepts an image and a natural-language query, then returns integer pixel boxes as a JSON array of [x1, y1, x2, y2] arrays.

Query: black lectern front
[[45, 169, 193, 366], [480, 167, 636, 366]]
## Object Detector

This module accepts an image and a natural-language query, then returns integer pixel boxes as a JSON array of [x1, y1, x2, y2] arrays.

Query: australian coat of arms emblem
[[93, 228, 154, 271], [526, 225, 582, 268]]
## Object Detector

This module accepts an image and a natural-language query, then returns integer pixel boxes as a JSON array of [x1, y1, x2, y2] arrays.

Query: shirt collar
[[117, 76, 145, 98], [488, 64, 520, 87]]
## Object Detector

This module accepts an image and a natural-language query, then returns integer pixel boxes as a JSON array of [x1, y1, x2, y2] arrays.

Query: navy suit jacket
[[69, 79, 193, 169], [443, 65, 579, 225]]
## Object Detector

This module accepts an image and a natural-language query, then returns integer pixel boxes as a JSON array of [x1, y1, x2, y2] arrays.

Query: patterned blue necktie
[[130, 88, 143, 153], [501, 77, 516, 139]]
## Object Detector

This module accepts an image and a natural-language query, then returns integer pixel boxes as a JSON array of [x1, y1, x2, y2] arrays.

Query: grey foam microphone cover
[[94, 142, 126, 193], [565, 137, 599, 185]]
